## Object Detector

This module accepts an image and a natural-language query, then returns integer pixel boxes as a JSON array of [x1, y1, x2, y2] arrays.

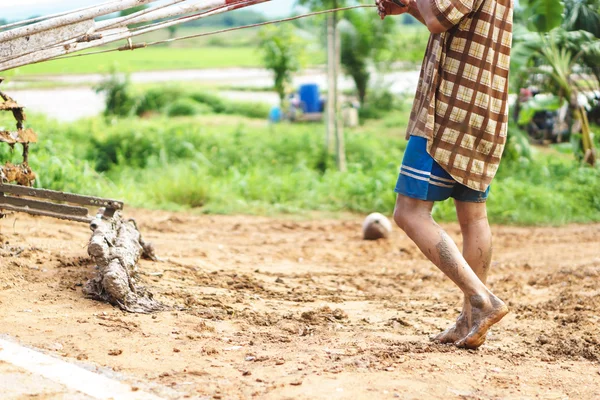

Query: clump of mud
[[539, 333, 600, 361], [300, 306, 348, 324], [84, 215, 164, 313]]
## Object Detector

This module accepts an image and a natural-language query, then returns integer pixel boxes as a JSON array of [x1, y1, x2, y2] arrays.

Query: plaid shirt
[[407, 0, 514, 191]]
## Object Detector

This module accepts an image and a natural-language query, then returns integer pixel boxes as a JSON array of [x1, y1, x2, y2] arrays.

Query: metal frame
[[0, 0, 270, 72], [0, 183, 123, 223]]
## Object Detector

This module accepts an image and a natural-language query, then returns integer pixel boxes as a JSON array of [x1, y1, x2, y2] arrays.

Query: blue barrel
[[299, 84, 320, 113], [269, 106, 281, 123]]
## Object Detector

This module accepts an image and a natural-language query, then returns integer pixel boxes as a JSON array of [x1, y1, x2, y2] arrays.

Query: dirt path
[[1, 210, 599, 399]]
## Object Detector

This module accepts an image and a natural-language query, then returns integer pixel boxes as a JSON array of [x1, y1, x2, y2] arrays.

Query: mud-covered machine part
[[0, 78, 123, 223]]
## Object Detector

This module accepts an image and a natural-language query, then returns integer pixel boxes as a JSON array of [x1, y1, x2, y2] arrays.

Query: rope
[[54, 4, 376, 61]]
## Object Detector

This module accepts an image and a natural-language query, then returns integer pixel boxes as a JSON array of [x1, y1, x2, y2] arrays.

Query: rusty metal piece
[[0, 84, 35, 176], [0, 129, 38, 144], [117, 42, 147, 51], [0, 89, 27, 130], [1, 162, 36, 186], [0, 183, 124, 223], [0, 99, 22, 110], [0, 82, 125, 224], [76, 33, 103, 43]]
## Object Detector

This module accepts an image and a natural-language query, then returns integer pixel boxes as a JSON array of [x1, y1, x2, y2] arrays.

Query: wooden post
[[334, 9, 346, 172], [579, 106, 596, 166], [326, 14, 335, 153]]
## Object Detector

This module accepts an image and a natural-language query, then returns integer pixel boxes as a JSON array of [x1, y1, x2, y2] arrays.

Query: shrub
[[94, 68, 134, 117], [359, 88, 404, 120], [135, 87, 183, 116], [166, 98, 212, 117]]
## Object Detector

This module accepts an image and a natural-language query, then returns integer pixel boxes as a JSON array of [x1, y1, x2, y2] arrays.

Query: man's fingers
[[375, 0, 387, 19]]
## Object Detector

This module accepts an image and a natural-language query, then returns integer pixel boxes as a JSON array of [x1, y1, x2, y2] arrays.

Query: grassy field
[[15, 46, 263, 76], [1, 102, 599, 225]]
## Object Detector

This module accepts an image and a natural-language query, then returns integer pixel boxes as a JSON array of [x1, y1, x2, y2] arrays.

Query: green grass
[[15, 45, 327, 76], [384, 25, 429, 66], [15, 46, 263, 76], [2, 106, 599, 225]]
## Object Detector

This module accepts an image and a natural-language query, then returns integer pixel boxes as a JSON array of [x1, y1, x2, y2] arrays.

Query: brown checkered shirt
[[407, 0, 514, 191]]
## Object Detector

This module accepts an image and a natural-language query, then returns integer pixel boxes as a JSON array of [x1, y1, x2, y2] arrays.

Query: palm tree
[[563, 0, 600, 37], [513, 0, 598, 164], [563, 0, 600, 84]]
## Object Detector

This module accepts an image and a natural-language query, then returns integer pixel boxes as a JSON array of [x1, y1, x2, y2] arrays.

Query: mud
[[0, 210, 599, 399], [84, 215, 163, 313]]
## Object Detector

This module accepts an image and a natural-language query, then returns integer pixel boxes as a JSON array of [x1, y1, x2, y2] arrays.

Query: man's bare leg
[[433, 200, 493, 344], [393, 194, 507, 349]]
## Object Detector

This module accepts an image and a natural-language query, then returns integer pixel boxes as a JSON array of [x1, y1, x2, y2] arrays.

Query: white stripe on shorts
[[400, 170, 455, 188], [430, 174, 456, 184], [401, 165, 432, 176]]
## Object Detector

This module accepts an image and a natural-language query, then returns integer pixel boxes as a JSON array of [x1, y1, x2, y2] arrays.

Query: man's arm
[[411, 0, 447, 33], [377, 0, 465, 33], [407, 5, 426, 25]]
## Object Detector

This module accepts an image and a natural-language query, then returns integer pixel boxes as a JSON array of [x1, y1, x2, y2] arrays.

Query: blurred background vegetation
[[1, 0, 599, 225]]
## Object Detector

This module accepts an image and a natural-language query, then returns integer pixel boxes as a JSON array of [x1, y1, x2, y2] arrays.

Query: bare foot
[[455, 293, 508, 349], [432, 312, 469, 344]]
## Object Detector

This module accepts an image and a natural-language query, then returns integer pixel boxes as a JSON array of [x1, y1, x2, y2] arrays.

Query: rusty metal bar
[[0, 129, 38, 144], [0, 184, 123, 211], [0, 203, 92, 223], [0, 194, 89, 218]]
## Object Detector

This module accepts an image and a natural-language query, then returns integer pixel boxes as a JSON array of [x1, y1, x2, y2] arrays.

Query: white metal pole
[[326, 14, 335, 153], [0, 0, 271, 72], [0, 0, 123, 30], [128, 0, 269, 37], [95, 0, 189, 30], [0, 0, 158, 43]]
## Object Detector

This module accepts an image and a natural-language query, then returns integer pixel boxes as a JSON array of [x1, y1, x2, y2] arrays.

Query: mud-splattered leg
[[393, 194, 507, 349], [433, 200, 493, 344]]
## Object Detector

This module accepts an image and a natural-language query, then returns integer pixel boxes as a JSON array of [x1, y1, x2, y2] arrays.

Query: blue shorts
[[394, 136, 489, 203]]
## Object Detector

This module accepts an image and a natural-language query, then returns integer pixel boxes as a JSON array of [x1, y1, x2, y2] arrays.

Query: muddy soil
[[1, 209, 599, 399]]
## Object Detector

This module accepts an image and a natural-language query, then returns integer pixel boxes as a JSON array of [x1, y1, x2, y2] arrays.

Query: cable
[[53, 4, 376, 61], [127, 0, 264, 35], [97, 0, 188, 31]]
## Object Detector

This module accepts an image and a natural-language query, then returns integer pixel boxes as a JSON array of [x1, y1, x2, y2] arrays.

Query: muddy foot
[[455, 294, 508, 349], [432, 313, 469, 344]]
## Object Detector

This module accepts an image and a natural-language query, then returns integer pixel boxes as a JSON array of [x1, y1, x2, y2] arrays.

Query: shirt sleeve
[[430, 0, 476, 30]]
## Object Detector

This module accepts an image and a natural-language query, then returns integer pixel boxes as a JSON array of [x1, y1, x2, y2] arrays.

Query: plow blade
[[0, 183, 123, 223]]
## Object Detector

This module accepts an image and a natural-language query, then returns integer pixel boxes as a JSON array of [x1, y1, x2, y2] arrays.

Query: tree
[[520, 0, 565, 32], [257, 25, 305, 104], [167, 25, 178, 40], [119, 4, 148, 28], [562, 0, 600, 83], [339, 9, 396, 105], [563, 0, 600, 37], [513, 0, 599, 164], [119, 5, 148, 17]]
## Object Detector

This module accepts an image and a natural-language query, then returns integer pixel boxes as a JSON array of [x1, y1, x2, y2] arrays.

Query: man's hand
[[376, 0, 413, 20]]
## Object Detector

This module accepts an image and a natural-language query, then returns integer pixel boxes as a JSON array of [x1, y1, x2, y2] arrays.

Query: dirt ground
[[1, 209, 599, 399]]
